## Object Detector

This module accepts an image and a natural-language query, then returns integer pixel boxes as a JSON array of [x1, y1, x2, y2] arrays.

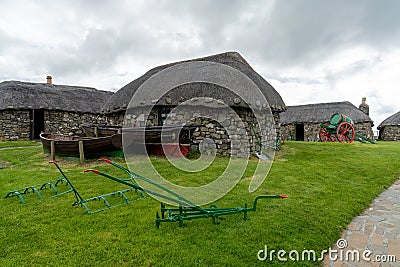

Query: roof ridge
[[378, 110, 400, 128], [143, 51, 253, 74], [0, 80, 101, 91], [287, 101, 354, 108], [0, 80, 113, 113]]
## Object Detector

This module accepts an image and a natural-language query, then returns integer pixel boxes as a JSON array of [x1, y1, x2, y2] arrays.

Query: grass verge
[[0, 141, 399, 266]]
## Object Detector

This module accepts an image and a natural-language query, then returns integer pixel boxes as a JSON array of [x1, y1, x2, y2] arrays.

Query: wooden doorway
[[295, 124, 304, 141], [31, 109, 45, 139]]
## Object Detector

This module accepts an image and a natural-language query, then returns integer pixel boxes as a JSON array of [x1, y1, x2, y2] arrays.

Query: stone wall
[[280, 123, 321, 141], [109, 105, 279, 157], [0, 110, 31, 141], [280, 122, 374, 142], [44, 110, 108, 136], [379, 126, 400, 141], [0, 109, 108, 141], [353, 122, 374, 140]]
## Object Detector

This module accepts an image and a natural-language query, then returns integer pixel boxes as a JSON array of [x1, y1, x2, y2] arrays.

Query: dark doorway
[[295, 124, 304, 141], [158, 106, 172, 126], [31, 109, 45, 139]]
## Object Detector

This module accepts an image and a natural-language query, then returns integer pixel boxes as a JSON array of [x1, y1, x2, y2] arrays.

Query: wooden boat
[[122, 125, 198, 157], [81, 123, 121, 137], [40, 133, 122, 158], [43, 125, 197, 158]]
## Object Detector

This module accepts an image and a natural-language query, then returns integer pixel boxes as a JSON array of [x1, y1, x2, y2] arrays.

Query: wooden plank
[[50, 140, 55, 161], [78, 141, 85, 164], [94, 127, 98, 138]]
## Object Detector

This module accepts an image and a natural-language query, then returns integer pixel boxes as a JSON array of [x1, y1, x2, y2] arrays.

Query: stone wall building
[[378, 111, 400, 141], [280, 99, 374, 142], [0, 78, 112, 141], [103, 52, 286, 156]]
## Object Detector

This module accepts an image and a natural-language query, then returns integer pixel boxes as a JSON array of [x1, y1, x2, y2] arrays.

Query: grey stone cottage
[[0, 77, 112, 141], [378, 111, 400, 141], [280, 99, 374, 141], [103, 52, 286, 156]]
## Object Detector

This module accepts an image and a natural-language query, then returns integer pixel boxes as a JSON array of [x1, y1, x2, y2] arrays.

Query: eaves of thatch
[[377, 111, 400, 130], [0, 81, 113, 114], [103, 52, 286, 113], [280, 101, 373, 125]]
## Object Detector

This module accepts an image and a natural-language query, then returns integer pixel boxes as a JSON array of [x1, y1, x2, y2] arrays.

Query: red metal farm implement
[[319, 113, 376, 144]]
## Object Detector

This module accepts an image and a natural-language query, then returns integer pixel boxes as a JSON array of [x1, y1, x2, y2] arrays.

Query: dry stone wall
[[44, 111, 108, 136], [280, 122, 374, 142], [0, 109, 109, 141], [379, 126, 400, 141], [0, 110, 31, 141], [112, 105, 279, 157], [353, 122, 374, 140]]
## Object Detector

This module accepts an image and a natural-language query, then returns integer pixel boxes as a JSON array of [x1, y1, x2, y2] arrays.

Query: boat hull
[[40, 133, 122, 157]]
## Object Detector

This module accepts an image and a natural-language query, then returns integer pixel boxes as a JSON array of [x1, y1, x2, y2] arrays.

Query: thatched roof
[[377, 111, 400, 129], [0, 81, 113, 114], [103, 52, 286, 113], [280, 101, 373, 125]]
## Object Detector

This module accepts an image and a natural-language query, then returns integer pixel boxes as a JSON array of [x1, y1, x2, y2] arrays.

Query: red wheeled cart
[[319, 113, 355, 143]]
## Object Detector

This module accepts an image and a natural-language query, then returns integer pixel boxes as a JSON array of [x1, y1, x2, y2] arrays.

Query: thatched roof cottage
[[0, 78, 112, 141], [378, 111, 400, 141], [280, 99, 374, 141], [104, 52, 286, 156]]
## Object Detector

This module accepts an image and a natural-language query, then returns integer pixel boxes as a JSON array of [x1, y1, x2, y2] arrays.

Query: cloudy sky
[[1, 0, 399, 132]]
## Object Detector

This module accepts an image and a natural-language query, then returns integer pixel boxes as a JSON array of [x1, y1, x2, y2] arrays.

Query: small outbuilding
[[0, 78, 112, 141], [103, 52, 286, 156], [378, 111, 400, 141], [280, 99, 374, 141]]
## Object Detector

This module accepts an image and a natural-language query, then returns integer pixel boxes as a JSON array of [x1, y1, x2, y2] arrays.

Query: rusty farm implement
[[319, 113, 376, 144], [84, 158, 288, 227], [5, 161, 145, 214]]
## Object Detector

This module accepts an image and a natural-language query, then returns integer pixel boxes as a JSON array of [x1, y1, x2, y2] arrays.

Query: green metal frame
[[86, 158, 288, 227], [355, 133, 377, 144], [4, 163, 74, 204], [4, 161, 145, 214], [156, 195, 287, 228], [50, 161, 146, 214]]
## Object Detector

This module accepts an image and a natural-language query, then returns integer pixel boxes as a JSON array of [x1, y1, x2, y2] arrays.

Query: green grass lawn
[[0, 140, 40, 149], [0, 141, 399, 266]]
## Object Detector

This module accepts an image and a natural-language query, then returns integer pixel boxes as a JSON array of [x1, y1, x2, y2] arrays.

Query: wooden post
[[94, 127, 98, 138], [50, 140, 55, 161], [78, 141, 85, 164]]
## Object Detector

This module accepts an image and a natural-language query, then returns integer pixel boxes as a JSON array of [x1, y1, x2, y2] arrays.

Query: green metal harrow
[[5, 159, 287, 227], [4, 162, 74, 204], [85, 158, 288, 228], [5, 161, 145, 214]]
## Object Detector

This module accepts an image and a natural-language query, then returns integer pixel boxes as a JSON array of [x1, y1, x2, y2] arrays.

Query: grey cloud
[[268, 73, 322, 85], [324, 56, 382, 84], [226, 0, 400, 68]]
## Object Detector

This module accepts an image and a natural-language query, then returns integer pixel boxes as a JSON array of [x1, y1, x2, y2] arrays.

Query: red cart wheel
[[336, 122, 355, 143], [319, 126, 335, 142]]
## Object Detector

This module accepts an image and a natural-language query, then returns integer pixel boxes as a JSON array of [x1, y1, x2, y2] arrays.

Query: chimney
[[46, 75, 52, 85], [359, 97, 369, 115]]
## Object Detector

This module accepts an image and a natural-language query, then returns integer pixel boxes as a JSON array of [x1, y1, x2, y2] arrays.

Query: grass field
[[0, 141, 399, 266]]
